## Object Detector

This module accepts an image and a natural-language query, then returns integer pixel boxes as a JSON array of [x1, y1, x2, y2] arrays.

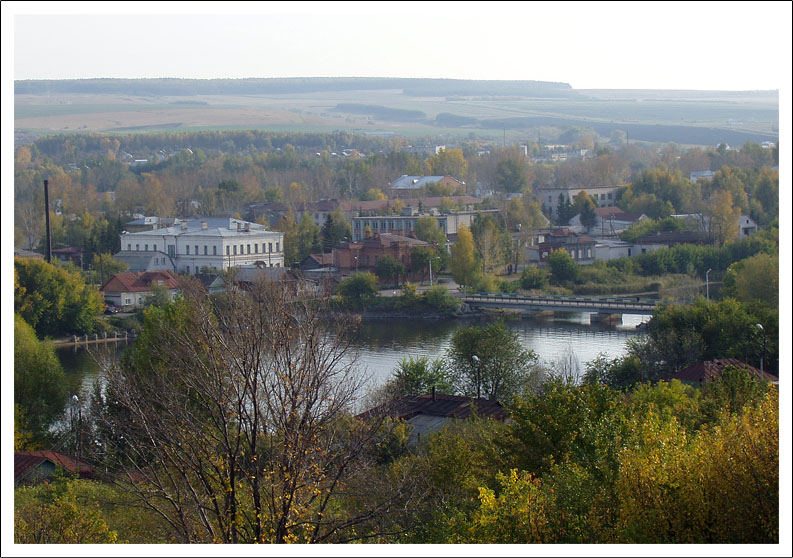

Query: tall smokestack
[[44, 179, 52, 263]]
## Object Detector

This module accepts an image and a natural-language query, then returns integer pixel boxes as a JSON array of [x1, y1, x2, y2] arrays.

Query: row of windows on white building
[[126, 242, 281, 256]]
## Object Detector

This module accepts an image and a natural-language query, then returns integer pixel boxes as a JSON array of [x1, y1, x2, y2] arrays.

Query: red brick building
[[332, 233, 429, 276]]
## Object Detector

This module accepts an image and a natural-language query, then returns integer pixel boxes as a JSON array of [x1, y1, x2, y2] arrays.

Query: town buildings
[[535, 185, 621, 219], [115, 217, 284, 275], [332, 233, 429, 275], [100, 270, 181, 310]]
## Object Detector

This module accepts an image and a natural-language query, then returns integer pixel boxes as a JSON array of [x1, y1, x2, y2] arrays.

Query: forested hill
[[14, 77, 576, 97]]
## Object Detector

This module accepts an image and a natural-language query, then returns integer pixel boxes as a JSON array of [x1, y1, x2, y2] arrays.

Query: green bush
[[520, 265, 548, 290]]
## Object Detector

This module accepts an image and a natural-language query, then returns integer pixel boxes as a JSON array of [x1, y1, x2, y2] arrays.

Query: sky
[[5, 1, 793, 90]]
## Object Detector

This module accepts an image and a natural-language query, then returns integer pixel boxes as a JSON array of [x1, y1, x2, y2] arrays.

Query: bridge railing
[[461, 292, 658, 312]]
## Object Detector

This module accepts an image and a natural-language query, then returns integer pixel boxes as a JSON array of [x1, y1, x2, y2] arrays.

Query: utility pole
[[706, 268, 712, 301], [428, 257, 432, 287]]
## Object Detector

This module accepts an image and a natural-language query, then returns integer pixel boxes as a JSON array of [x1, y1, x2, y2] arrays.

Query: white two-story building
[[115, 217, 284, 275]]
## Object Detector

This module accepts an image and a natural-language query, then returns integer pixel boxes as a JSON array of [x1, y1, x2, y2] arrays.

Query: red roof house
[[15, 450, 95, 485], [663, 358, 778, 384], [100, 270, 181, 309]]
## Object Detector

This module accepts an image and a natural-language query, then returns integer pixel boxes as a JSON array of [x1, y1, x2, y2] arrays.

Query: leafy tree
[[361, 187, 387, 201], [506, 380, 621, 477], [555, 193, 576, 225], [426, 148, 467, 180], [14, 314, 68, 445], [410, 245, 443, 283], [615, 390, 778, 543], [375, 255, 405, 286], [337, 272, 378, 308], [707, 189, 741, 245], [547, 249, 580, 284], [15, 479, 119, 543], [414, 215, 446, 246], [627, 298, 778, 380], [450, 224, 480, 289], [495, 158, 528, 193], [421, 285, 461, 315], [520, 265, 548, 290], [722, 252, 778, 307], [88, 252, 129, 286], [320, 209, 352, 251], [573, 191, 597, 229], [15, 258, 104, 336], [380, 356, 455, 399], [99, 280, 411, 543], [447, 321, 542, 402], [471, 214, 508, 274]]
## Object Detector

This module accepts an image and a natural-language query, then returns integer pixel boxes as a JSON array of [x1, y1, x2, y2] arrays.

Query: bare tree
[[98, 276, 417, 543]]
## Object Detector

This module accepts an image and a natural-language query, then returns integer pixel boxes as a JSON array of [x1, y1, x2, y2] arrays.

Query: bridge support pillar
[[591, 312, 622, 325]]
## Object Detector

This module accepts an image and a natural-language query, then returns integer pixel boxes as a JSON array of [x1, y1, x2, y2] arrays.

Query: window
[[124, 298, 131, 305], [145, 244, 148, 251], [204, 245, 208, 255], [233, 245, 237, 255], [255, 244, 259, 254], [127, 244, 131, 250], [226, 246, 230, 255], [213, 246, 217, 255], [268, 242, 272, 253], [195, 245, 199, 255], [186, 266, 190, 274], [136, 244, 139, 251], [186, 245, 190, 255], [247, 244, 251, 254], [168, 245, 175, 257], [276, 242, 280, 253]]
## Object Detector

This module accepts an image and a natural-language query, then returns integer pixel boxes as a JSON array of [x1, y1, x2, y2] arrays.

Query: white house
[[568, 208, 647, 236], [115, 217, 284, 275], [536, 185, 621, 219]]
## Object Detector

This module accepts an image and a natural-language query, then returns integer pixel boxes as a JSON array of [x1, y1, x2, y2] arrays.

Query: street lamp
[[755, 323, 766, 372], [706, 268, 712, 301], [71, 394, 82, 459], [472, 354, 481, 399]]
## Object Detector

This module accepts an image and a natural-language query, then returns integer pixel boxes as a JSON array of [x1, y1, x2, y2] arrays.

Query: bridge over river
[[460, 292, 658, 317]]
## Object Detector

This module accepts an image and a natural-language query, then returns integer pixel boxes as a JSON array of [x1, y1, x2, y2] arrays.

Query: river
[[57, 312, 649, 399]]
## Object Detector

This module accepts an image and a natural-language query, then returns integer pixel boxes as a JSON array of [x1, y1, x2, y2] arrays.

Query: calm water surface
[[58, 313, 649, 397]]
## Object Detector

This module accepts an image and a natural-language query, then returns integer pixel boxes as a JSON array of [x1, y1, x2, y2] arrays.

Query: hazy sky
[[6, 1, 792, 90]]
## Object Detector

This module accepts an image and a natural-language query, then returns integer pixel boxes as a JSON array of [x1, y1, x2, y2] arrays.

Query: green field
[[14, 83, 778, 145]]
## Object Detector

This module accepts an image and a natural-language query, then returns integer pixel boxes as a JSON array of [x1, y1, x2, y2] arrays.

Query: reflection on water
[[345, 313, 649, 389], [56, 342, 129, 396], [58, 313, 650, 396]]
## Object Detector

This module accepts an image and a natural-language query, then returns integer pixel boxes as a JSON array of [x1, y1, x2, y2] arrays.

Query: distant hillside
[[14, 77, 576, 97]]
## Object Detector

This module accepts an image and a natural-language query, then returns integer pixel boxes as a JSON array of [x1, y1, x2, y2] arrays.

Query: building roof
[[337, 195, 481, 214], [357, 393, 508, 422], [636, 230, 709, 245], [123, 217, 277, 238], [15, 450, 94, 483], [360, 233, 430, 248], [389, 175, 463, 190], [101, 270, 180, 293], [14, 248, 44, 260], [663, 358, 777, 384], [112, 250, 172, 272]]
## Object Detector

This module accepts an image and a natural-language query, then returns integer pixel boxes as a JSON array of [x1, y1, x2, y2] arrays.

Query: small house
[[357, 392, 509, 445]]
